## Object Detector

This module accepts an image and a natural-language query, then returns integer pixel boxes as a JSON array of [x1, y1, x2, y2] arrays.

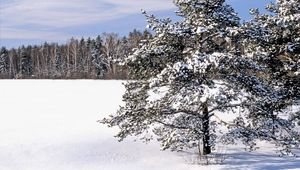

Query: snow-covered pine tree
[[241, 0, 300, 155], [244, 0, 299, 99], [102, 0, 299, 156], [54, 45, 62, 72], [90, 36, 109, 78], [0, 47, 9, 74], [20, 47, 32, 76]]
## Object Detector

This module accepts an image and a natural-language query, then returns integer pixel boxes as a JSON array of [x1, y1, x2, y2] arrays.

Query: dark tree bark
[[202, 104, 211, 155]]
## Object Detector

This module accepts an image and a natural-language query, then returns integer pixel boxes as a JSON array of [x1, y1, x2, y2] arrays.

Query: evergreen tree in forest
[[90, 35, 109, 77], [101, 0, 297, 156], [55, 45, 62, 71], [78, 38, 86, 71], [0, 47, 9, 74], [20, 47, 32, 76]]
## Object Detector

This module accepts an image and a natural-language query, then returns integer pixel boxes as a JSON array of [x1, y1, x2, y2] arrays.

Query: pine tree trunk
[[202, 104, 211, 155]]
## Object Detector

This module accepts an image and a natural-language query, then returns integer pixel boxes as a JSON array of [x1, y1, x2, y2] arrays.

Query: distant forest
[[0, 29, 151, 79]]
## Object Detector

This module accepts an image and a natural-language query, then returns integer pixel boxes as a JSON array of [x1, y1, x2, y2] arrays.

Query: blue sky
[[0, 0, 273, 49]]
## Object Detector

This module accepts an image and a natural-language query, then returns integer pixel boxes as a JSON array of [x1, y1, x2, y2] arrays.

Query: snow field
[[0, 80, 299, 170]]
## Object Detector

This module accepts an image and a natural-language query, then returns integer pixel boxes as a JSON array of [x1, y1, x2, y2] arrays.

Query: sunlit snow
[[0, 80, 299, 170]]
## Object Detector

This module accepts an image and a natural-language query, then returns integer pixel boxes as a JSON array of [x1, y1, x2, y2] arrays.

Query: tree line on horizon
[[0, 29, 151, 79]]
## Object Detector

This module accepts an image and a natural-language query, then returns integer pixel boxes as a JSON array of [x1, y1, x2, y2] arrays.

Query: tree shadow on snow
[[222, 150, 300, 170]]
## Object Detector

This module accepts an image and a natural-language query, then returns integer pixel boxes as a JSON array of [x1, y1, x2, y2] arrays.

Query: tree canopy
[[102, 0, 300, 156]]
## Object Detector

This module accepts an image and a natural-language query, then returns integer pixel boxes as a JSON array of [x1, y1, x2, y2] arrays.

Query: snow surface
[[0, 80, 299, 170]]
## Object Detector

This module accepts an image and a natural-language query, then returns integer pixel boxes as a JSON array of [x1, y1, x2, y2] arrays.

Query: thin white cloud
[[0, 0, 175, 41], [0, 27, 70, 41], [0, 0, 175, 28]]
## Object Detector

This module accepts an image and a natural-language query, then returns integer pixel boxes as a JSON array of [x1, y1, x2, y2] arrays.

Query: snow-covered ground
[[0, 80, 299, 170]]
